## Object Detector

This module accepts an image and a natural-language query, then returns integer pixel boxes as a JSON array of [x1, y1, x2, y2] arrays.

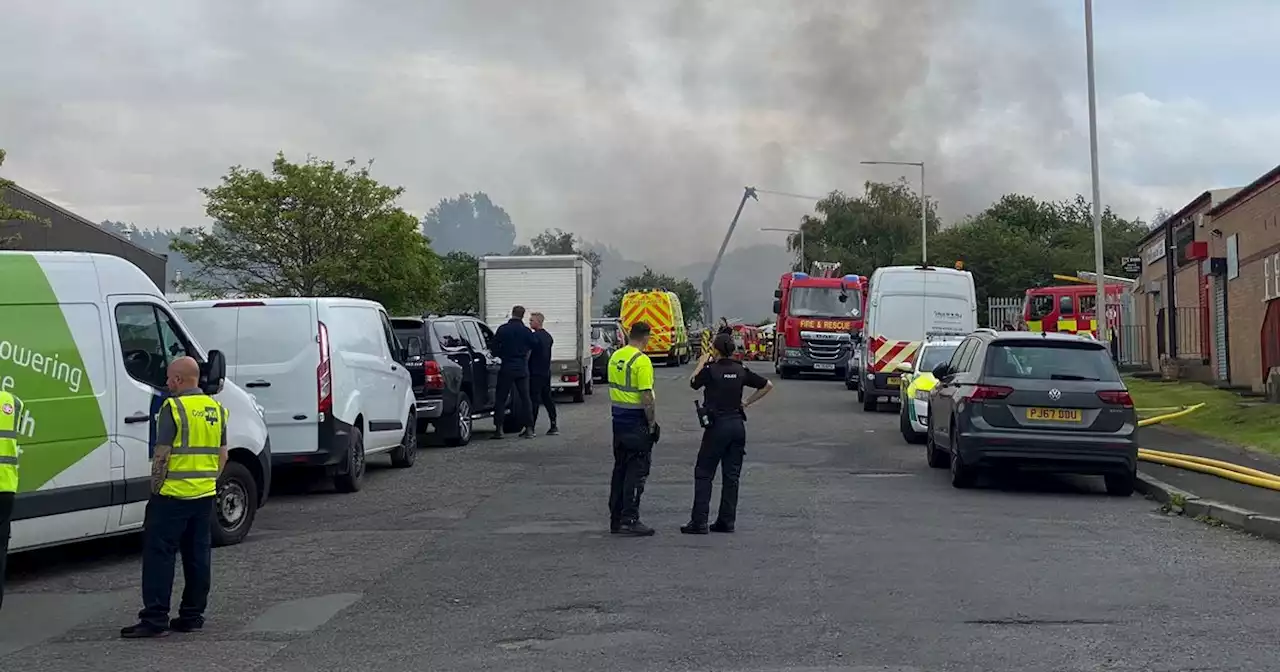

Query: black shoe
[[680, 522, 710, 535], [610, 521, 621, 534], [617, 521, 655, 537], [490, 432, 505, 440], [710, 521, 735, 533], [520, 429, 535, 439], [120, 622, 169, 639], [169, 618, 203, 633], [547, 425, 559, 436]]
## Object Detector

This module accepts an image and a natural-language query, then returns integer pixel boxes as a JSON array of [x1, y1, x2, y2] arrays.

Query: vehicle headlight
[[914, 390, 931, 402], [785, 348, 802, 357]]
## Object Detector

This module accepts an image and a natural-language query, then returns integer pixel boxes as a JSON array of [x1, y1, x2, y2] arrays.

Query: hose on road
[[1136, 403, 1280, 491]]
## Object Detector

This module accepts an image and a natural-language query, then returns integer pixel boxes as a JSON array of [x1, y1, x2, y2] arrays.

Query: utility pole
[[1085, 0, 1108, 345], [703, 187, 758, 324]]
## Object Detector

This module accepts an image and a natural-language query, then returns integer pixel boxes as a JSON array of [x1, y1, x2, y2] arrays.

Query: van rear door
[[230, 302, 319, 457]]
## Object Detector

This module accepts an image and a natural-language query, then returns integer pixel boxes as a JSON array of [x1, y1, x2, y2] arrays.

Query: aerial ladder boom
[[702, 186, 758, 324]]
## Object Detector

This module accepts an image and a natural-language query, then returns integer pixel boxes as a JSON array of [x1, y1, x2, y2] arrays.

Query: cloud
[[0, 0, 1273, 264]]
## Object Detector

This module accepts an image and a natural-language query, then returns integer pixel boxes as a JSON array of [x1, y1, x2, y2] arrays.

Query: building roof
[[1, 182, 166, 262], [1207, 163, 1280, 218], [1135, 186, 1245, 247]]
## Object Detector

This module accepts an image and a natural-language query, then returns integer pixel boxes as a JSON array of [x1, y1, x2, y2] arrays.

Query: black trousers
[[138, 494, 214, 629], [493, 372, 531, 433], [529, 374, 557, 428], [690, 417, 747, 526], [609, 425, 653, 524], [0, 492, 12, 611]]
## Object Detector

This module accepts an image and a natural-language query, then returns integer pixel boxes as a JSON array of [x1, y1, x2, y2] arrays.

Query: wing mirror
[[201, 349, 227, 395], [931, 362, 951, 379], [772, 299, 781, 314], [773, 289, 782, 299]]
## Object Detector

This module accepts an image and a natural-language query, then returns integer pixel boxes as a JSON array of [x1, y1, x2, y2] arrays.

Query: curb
[[1136, 470, 1280, 542]]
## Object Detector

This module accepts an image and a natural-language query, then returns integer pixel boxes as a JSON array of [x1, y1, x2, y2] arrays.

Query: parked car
[[590, 319, 623, 383], [3, 251, 271, 552], [896, 335, 963, 444], [392, 314, 521, 445], [174, 297, 419, 494], [925, 330, 1137, 496]]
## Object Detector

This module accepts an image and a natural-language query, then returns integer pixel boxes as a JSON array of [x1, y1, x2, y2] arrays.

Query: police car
[[896, 333, 965, 444]]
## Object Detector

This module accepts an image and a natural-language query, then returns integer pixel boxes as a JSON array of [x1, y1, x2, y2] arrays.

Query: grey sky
[[2, 0, 1276, 265]]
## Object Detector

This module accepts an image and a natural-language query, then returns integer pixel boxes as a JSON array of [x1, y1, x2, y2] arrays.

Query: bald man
[[122, 357, 229, 639]]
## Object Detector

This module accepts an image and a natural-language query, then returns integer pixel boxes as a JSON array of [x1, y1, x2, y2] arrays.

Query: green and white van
[[0, 251, 271, 553]]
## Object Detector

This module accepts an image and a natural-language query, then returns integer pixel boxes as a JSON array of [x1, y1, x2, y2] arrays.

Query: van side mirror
[[931, 362, 951, 379], [201, 349, 227, 395], [772, 299, 781, 314]]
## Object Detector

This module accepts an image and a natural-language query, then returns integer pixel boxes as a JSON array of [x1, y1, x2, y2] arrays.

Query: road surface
[[4, 365, 1280, 671]]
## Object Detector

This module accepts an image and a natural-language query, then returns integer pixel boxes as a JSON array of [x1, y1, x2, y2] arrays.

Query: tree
[[603, 266, 703, 327], [511, 227, 603, 285], [796, 179, 940, 274], [172, 153, 439, 313], [433, 251, 480, 315], [0, 148, 48, 249], [421, 192, 517, 256]]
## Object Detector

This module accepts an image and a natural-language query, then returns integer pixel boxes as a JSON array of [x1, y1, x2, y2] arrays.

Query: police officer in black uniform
[[680, 333, 774, 534]]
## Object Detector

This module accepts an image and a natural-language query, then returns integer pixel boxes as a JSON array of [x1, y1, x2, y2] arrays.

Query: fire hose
[[1138, 403, 1280, 491]]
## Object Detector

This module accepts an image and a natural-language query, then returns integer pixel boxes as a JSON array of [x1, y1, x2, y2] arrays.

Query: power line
[[752, 188, 828, 202]]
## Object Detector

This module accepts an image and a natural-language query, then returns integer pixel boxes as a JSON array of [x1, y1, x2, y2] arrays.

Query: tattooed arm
[[152, 402, 177, 494], [151, 445, 171, 494]]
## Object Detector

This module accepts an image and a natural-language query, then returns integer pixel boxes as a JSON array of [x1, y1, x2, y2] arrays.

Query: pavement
[[5, 365, 1280, 671], [1138, 425, 1280, 519]]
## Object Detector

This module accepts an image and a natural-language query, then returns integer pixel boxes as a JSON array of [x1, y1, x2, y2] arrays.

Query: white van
[[857, 265, 977, 412], [172, 297, 418, 493], [1, 251, 270, 552]]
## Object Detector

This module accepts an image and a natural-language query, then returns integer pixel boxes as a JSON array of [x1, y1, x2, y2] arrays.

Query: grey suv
[[924, 331, 1138, 496]]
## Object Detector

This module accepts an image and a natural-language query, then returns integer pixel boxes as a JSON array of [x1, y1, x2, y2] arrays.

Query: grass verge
[[1125, 377, 1280, 456]]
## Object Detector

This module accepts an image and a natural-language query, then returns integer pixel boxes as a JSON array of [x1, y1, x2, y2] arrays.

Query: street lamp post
[[1084, 0, 1108, 346], [861, 160, 927, 265], [761, 227, 804, 271]]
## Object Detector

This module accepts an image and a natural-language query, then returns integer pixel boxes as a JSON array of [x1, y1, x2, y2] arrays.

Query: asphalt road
[[5, 364, 1280, 671]]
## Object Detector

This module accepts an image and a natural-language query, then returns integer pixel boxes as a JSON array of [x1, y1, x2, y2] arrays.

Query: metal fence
[[987, 297, 1023, 329], [1161, 306, 1207, 362]]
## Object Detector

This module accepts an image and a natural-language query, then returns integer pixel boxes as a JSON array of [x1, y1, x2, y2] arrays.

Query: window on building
[[1173, 221, 1195, 266]]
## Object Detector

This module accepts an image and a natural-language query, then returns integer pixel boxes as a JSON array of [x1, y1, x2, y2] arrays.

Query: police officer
[[0, 389, 23, 611], [681, 333, 774, 535], [122, 357, 228, 638], [607, 321, 658, 537]]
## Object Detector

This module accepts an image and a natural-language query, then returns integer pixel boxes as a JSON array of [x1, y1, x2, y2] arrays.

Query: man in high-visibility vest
[[0, 389, 23, 611], [607, 321, 658, 537], [122, 356, 228, 639]]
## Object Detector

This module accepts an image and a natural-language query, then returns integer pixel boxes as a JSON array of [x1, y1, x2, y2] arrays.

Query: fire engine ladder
[[811, 261, 841, 277]]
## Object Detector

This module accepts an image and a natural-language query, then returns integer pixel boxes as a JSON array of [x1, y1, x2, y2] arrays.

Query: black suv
[[925, 330, 1138, 495], [392, 315, 516, 446]]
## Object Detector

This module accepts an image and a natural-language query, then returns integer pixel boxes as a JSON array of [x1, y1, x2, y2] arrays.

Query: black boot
[[710, 521, 735, 533], [546, 424, 559, 436], [617, 520, 655, 537], [680, 522, 709, 535]]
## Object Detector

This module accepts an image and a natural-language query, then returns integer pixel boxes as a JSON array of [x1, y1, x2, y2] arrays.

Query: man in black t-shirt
[[528, 312, 558, 435], [680, 333, 774, 535]]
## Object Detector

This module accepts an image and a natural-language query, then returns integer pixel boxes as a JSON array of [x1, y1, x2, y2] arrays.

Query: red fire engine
[[771, 266, 865, 379], [1022, 283, 1125, 337]]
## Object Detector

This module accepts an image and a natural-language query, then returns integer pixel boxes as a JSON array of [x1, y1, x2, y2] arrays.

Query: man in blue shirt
[[528, 312, 558, 436], [491, 305, 538, 440]]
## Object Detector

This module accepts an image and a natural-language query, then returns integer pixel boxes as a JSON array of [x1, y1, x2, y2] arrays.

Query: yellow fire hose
[[1137, 403, 1280, 491]]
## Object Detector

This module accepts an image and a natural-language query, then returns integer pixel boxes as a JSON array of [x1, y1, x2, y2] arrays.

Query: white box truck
[[479, 255, 594, 402]]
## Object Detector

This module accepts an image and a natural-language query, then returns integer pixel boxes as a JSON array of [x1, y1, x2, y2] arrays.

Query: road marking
[[242, 593, 363, 633]]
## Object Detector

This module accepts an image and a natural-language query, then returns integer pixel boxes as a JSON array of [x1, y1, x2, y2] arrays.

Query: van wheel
[[442, 395, 473, 447], [334, 427, 365, 493], [585, 379, 594, 396], [862, 394, 877, 412], [390, 413, 418, 468], [213, 461, 258, 547], [573, 379, 586, 403]]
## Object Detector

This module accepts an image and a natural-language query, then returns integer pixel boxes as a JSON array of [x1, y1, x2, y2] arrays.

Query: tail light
[[591, 345, 604, 356], [562, 374, 579, 383], [965, 385, 1012, 402], [423, 360, 445, 390], [317, 321, 332, 415], [1096, 389, 1134, 407]]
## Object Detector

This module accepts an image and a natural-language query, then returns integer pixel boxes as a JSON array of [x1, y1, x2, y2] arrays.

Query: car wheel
[[845, 379, 857, 391], [390, 413, 418, 468], [925, 427, 948, 469], [334, 426, 365, 493], [585, 379, 594, 396], [856, 387, 864, 403], [443, 394, 473, 447], [212, 461, 258, 547], [862, 393, 877, 412], [780, 367, 796, 380], [899, 403, 925, 444], [1104, 471, 1135, 497], [949, 425, 976, 489]]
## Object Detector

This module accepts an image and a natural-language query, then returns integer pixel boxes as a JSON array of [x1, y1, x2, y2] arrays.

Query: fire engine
[[771, 262, 865, 380], [1022, 283, 1125, 338]]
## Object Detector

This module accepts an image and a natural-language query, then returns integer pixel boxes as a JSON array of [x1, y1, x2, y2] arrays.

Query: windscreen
[[984, 341, 1121, 382], [789, 287, 862, 318], [917, 345, 958, 373], [874, 294, 972, 341]]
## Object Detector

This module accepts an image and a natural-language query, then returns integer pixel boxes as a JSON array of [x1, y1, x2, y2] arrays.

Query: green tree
[[421, 192, 516, 256], [433, 250, 480, 315], [172, 153, 439, 313], [511, 227, 603, 285], [0, 148, 48, 249], [603, 266, 703, 327], [796, 179, 940, 274]]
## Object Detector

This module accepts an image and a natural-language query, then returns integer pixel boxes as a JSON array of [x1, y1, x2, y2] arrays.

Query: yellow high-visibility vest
[[608, 345, 655, 410], [0, 391, 21, 494], [160, 393, 226, 499]]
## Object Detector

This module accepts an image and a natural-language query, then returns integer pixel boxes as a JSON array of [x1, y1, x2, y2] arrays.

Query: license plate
[[813, 363, 835, 370], [886, 376, 900, 387], [1026, 407, 1082, 422]]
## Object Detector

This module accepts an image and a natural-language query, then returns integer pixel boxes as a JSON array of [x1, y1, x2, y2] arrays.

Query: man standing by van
[[0, 389, 22, 611], [122, 357, 228, 639], [528, 312, 558, 436], [491, 305, 537, 440]]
